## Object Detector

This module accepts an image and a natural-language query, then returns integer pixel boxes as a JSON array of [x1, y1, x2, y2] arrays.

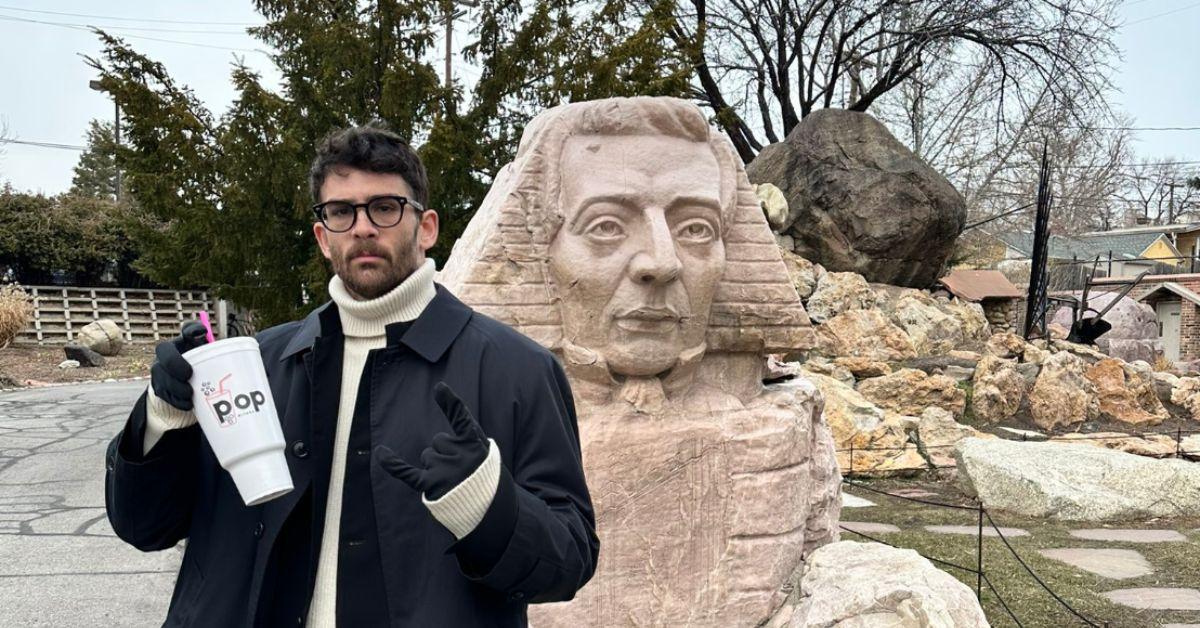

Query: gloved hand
[[375, 382, 490, 500], [149, 321, 209, 411]]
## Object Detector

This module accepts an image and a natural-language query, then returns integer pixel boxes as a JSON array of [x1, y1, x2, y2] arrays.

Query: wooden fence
[[16, 286, 214, 345]]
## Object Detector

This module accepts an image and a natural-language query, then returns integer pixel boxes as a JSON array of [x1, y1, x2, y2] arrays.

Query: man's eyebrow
[[321, 193, 410, 204]]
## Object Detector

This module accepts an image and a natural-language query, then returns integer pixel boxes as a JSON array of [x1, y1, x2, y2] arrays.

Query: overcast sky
[[0, 0, 1197, 195]]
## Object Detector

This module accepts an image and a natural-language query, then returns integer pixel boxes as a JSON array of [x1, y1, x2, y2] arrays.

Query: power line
[[1126, 0, 1200, 26], [0, 14, 267, 54], [0, 12, 249, 34], [0, 138, 85, 151], [0, 4, 261, 26]]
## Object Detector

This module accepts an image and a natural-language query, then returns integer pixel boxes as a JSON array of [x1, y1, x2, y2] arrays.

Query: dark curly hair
[[308, 122, 428, 207]]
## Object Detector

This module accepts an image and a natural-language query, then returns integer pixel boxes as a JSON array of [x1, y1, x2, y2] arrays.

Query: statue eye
[[585, 218, 625, 240], [677, 219, 716, 243]]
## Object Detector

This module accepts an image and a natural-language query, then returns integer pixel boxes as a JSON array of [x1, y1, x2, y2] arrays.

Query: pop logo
[[202, 374, 267, 427]]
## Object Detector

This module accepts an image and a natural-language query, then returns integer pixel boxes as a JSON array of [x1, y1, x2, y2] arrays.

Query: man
[[104, 124, 599, 627]]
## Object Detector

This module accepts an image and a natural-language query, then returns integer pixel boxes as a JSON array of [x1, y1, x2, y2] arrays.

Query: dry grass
[[1154, 354, 1177, 373], [0, 343, 155, 388], [843, 475, 1200, 628], [0, 284, 32, 349]]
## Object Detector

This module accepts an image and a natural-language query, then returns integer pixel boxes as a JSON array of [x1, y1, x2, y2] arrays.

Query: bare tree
[[648, 0, 1119, 163], [0, 117, 9, 180], [1124, 159, 1200, 226]]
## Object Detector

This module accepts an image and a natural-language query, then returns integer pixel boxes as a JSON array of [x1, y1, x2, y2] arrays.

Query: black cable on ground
[[983, 511, 1102, 627], [837, 525, 981, 575], [842, 478, 978, 511], [981, 572, 1026, 628]]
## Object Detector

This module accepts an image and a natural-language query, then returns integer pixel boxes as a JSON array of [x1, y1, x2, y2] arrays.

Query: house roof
[[1136, 282, 1200, 307], [1079, 223, 1200, 237], [939, 270, 1024, 301], [994, 230, 1180, 261]]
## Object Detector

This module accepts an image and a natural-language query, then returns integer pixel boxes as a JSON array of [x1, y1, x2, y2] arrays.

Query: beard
[[329, 226, 423, 300]]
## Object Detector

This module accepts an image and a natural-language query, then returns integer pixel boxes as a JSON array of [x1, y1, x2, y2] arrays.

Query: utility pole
[[443, 0, 478, 89], [1167, 180, 1181, 224], [88, 79, 121, 201]]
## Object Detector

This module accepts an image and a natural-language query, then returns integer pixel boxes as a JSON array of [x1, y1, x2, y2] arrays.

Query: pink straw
[[198, 311, 216, 344]]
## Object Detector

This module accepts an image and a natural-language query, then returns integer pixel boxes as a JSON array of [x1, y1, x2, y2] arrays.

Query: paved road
[[0, 380, 178, 627]]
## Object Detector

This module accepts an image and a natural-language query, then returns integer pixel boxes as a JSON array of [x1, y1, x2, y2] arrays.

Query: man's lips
[[350, 252, 386, 263]]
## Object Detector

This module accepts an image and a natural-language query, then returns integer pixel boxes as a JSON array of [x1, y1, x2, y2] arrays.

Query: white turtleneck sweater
[[143, 258, 502, 626]]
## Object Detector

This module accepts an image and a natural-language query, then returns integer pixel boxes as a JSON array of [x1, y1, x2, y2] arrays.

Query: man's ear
[[418, 209, 439, 253], [313, 222, 333, 259]]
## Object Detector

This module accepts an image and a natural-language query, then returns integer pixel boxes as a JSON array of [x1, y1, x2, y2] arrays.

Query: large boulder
[[782, 541, 989, 628], [756, 183, 789, 231], [1050, 293, 1161, 363], [944, 298, 991, 348], [917, 407, 992, 468], [1050, 432, 1179, 458], [745, 109, 966, 287], [63, 344, 105, 368], [779, 249, 819, 300], [956, 438, 1200, 520], [805, 272, 876, 323], [971, 356, 1027, 424], [76, 319, 124, 356], [857, 368, 966, 418], [815, 309, 917, 362], [1028, 352, 1099, 431], [832, 357, 891, 379], [1170, 377, 1200, 422], [985, 331, 1026, 359], [803, 372, 925, 474], [881, 290, 963, 356], [1083, 358, 1168, 427]]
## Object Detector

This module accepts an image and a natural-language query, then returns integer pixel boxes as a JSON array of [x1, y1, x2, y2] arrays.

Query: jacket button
[[511, 592, 526, 601], [290, 440, 309, 459], [254, 522, 264, 539], [106, 457, 115, 472]]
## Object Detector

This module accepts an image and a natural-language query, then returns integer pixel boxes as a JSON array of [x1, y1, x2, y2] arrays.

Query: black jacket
[[104, 284, 599, 627]]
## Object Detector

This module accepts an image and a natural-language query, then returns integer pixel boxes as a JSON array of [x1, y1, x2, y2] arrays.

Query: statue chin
[[595, 346, 680, 378]]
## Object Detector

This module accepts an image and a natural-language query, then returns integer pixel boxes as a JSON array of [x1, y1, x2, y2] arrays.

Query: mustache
[[345, 244, 390, 261]]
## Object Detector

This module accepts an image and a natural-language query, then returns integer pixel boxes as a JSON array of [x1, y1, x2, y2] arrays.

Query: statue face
[[549, 135, 727, 377]]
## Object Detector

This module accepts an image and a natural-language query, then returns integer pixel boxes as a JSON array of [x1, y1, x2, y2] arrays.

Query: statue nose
[[629, 221, 681, 285]]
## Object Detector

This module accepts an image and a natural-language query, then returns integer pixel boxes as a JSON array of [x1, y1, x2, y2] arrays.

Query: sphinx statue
[[440, 97, 841, 627]]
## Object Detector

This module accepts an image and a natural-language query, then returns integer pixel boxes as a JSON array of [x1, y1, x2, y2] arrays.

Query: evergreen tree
[[85, 0, 687, 326], [70, 120, 119, 200]]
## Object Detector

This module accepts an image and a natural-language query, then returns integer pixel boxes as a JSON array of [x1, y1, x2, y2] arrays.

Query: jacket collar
[[280, 283, 473, 364]]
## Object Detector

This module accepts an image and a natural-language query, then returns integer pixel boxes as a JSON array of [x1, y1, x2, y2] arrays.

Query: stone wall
[[983, 299, 1022, 333]]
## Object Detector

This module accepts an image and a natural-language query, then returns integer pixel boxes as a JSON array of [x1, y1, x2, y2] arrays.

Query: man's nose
[[349, 207, 379, 238], [628, 216, 681, 285]]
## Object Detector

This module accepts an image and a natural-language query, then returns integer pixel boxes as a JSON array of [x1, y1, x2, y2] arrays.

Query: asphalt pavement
[[0, 380, 178, 627]]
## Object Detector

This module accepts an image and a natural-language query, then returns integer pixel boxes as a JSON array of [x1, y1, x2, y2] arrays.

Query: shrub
[[1153, 354, 1176, 373], [0, 284, 33, 348]]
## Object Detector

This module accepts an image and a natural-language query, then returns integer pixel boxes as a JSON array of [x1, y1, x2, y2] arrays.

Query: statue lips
[[614, 306, 680, 333]]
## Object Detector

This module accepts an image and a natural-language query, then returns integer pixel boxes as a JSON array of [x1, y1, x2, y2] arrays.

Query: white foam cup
[[182, 337, 293, 506]]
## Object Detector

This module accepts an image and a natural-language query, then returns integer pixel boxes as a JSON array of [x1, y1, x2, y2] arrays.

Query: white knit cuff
[[143, 385, 198, 455], [422, 439, 501, 539]]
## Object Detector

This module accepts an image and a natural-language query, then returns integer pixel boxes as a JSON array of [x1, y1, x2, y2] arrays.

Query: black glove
[[149, 321, 210, 411], [376, 382, 489, 500]]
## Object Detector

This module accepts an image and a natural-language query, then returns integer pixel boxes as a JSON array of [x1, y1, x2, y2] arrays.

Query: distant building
[[993, 226, 1193, 278], [989, 224, 1200, 365]]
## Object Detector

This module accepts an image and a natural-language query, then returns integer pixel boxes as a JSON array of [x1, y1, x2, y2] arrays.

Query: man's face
[[314, 167, 438, 300], [548, 135, 726, 377]]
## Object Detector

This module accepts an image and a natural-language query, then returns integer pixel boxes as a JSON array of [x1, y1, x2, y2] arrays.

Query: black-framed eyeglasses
[[312, 195, 425, 233]]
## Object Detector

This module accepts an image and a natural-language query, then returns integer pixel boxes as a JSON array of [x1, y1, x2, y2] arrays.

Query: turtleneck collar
[[328, 258, 437, 338]]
